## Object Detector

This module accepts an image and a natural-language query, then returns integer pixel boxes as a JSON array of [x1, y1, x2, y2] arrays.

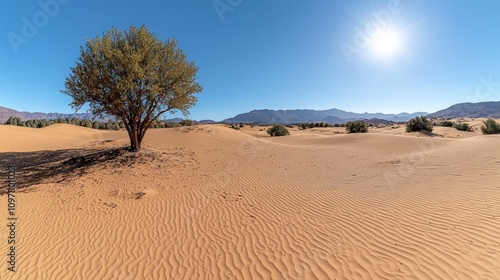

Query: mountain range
[[427, 101, 500, 119], [0, 106, 100, 124], [222, 109, 428, 124], [0, 106, 217, 124], [2, 101, 500, 125]]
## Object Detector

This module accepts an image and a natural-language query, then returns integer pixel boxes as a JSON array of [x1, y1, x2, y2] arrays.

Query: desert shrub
[[298, 123, 308, 130], [452, 123, 472, 132], [406, 116, 433, 132], [267, 124, 290, 137], [434, 120, 454, 127], [230, 124, 240, 130], [480, 119, 500, 134], [164, 121, 181, 128], [180, 119, 194, 126], [345, 121, 368, 133]]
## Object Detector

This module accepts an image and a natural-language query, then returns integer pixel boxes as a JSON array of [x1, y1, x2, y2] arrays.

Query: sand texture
[[0, 122, 499, 279]]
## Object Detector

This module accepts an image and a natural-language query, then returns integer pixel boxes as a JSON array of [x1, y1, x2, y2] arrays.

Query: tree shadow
[[0, 147, 127, 195]]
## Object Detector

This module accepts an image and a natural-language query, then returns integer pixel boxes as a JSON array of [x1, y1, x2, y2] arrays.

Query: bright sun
[[371, 30, 401, 56]]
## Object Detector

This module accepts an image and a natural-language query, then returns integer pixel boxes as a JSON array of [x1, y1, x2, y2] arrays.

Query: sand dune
[[0, 122, 499, 279]]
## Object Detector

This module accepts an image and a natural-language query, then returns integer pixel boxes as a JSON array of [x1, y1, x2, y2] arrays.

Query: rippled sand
[[0, 122, 499, 279]]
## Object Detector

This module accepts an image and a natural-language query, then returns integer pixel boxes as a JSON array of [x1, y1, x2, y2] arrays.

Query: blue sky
[[1, 0, 500, 121]]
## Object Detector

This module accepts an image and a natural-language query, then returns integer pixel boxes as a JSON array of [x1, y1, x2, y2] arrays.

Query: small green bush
[[434, 120, 454, 127], [452, 122, 472, 132], [230, 124, 240, 130], [267, 124, 290, 137], [164, 121, 181, 128], [480, 119, 500, 134], [346, 121, 368, 133], [180, 119, 194, 126], [406, 116, 433, 132]]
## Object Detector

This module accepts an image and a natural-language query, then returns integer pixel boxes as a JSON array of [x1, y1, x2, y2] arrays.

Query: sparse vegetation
[[3, 115, 200, 130], [297, 122, 330, 129], [4, 116, 122, 130], [433, 120, 454, 127], [452, 122, 472, 132], [480, 119, 500, 134], [267, 124, 290, 137], [433, 119, 473, 132], [345, 121, 368, 133], [406, 116, 433, 132], [179, 119, 194, 126]]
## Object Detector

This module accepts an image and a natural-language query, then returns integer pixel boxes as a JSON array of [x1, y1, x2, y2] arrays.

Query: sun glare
[[371, 30, 401, 56]]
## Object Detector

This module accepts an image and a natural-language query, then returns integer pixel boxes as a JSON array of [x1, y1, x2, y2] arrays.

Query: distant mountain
[[0, 106, 102, 123], [197, 119, 217, 124], [0, 106, 215, 125], [0, 106, 24, 122], [161, 118, 216, 124], [427, 101, 500, 118], [364, 118, 397, 125], [222, 109, 427, 124], [162, 118, 184, 123]]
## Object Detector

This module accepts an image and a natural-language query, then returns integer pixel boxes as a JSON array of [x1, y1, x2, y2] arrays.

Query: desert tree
[[62, 26, 202, 151]]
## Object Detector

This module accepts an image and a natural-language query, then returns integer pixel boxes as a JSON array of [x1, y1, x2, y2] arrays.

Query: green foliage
[[346, 121, 368, 133], [480, 119, 500, 134], [297, 122, 328, 129], [434, 120, 454, 127], [298, 123, 308, 130], [433, 119, 472, 132], [267, 124, 290, 137], [163, 121, 181, 128], [4, 116, 22, 125], [406, 116, 433, 132], [179, 119, 194, 126], [3, 115, 124, 130], [62, 25, 202, 151], [452, 122, 472, 132]]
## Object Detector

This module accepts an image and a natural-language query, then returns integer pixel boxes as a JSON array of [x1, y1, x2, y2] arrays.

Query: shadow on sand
[[0, 148, 127, 195]]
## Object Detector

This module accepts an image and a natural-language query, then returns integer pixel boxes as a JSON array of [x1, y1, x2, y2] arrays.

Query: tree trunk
[[128, 129, 141, 152]]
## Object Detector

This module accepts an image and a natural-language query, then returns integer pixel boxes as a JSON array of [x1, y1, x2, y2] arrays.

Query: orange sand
[[0, 121, 499, 279]]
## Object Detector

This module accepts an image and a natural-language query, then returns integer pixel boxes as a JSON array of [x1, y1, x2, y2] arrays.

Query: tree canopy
[[62, 26, 202, 151]]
